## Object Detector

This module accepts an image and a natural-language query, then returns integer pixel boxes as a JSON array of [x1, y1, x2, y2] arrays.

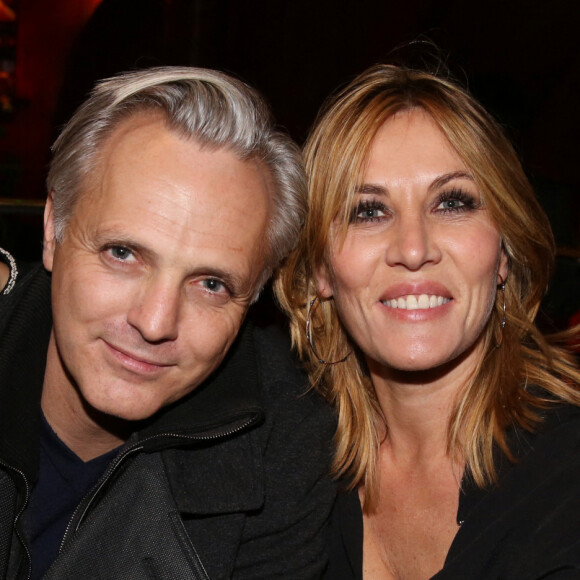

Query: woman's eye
[[438, 198, 465, 211], [435, 189, 479, 214], [108, 246, 135, 262], [351, 201, 389, 223], [358, 208, 385, 219]]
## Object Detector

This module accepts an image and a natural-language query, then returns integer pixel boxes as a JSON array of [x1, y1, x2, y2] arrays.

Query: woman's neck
[[368, 349, 480, 463]]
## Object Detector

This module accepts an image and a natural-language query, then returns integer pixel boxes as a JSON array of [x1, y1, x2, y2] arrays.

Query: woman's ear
[[315, 263, 334, 299], [498, 243, 509, 285], [43, 192, 57, 272]]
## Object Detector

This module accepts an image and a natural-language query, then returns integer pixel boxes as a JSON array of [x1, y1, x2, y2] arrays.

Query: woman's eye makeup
[[349, 187, 481, 224], [434, 188, 480, 213], [350, 199, 389, 223]]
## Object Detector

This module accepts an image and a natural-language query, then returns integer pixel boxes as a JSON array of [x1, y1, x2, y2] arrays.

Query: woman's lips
[[379, 282, 453, 312]]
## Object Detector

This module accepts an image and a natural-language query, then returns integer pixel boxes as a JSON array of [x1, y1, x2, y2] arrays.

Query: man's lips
[[103, 341, 175, 369]]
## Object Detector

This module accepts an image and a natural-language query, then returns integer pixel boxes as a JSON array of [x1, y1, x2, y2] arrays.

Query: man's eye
[[108, 246, 135, 262], [201, 278, 227, 294]]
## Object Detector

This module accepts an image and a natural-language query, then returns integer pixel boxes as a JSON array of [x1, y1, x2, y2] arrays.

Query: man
[[0, 68, 335, 579]]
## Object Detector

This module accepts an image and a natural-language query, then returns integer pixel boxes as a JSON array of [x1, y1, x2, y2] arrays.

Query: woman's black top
[[325, 403, 580, 579]]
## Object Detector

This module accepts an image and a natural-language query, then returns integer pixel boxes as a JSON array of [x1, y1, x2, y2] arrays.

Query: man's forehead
[[83, 112, 273, 206], [68, 113, 272, 290]]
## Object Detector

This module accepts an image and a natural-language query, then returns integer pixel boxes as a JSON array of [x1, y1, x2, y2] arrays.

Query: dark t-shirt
[[24, 416, 119, 580]]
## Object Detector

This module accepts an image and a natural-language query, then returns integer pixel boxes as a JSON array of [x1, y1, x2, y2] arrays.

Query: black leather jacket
[[0, 259, 336, 579]]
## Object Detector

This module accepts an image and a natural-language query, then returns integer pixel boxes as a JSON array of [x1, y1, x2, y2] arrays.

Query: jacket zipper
[[59, 413, 259, 553], [0, 460, 32, 580]]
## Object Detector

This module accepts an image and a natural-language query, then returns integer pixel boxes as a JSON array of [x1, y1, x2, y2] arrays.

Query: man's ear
[[315, 263, 334, 299], [43, 192, 57, 272]]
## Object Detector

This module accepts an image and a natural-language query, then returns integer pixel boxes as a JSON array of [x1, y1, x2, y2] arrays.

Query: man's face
[[43, 114, 272, 422]]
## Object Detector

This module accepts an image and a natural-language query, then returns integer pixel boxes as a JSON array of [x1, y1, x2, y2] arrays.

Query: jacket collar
[[133, 320, 266, 514]]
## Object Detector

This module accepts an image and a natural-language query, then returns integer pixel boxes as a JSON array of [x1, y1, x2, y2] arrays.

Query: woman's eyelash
[[349, 189, 479, 223], [350, 200, 388, 223], [436, 188, 480, 212]]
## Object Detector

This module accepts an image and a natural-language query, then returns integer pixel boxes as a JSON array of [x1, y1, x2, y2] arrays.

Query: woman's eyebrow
[[356, 171, 474, 196], [428, 171, 474, 192], [355, 183, 388, 196]]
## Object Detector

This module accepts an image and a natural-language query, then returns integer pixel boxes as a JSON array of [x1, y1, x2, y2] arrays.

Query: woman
[[275, 64, 580, 579]]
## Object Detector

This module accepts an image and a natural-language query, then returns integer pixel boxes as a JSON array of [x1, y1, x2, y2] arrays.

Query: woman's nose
[[384, 213, 441, 271]]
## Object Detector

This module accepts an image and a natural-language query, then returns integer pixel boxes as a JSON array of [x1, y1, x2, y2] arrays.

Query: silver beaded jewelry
[[0, 247, 18, 295]]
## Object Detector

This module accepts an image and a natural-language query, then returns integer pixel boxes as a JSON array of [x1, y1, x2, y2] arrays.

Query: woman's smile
[[381, 294, 451, 310]]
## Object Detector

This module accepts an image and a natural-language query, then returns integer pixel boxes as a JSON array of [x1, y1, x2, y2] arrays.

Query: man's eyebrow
[[428, 171, 474, 192]]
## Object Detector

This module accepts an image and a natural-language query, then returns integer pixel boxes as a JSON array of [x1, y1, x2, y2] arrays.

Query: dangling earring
[[496, 280, 506, 348], [306, 296, 351, 365]]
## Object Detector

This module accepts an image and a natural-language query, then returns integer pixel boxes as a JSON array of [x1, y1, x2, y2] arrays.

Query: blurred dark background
[[0, 0, 578, 328]]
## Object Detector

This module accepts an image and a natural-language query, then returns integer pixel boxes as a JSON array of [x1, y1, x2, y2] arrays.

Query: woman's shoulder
[[499, 401, 580, 505], [443, 401, 580, 579], [522, 399, 580, 453]]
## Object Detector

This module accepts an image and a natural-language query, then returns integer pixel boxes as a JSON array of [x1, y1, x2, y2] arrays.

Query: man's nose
[[127, 277, 180, 343], [384, 213, 441, 271]]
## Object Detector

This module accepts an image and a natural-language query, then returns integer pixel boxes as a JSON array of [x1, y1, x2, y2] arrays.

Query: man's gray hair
[[47, 67, 306, 288]]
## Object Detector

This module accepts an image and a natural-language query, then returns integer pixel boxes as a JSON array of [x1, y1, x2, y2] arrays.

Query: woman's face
[[317, 110, 508, 376]]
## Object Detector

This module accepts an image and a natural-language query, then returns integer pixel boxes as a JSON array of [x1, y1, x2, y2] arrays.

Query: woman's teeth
[[382, 294, 450, 310]]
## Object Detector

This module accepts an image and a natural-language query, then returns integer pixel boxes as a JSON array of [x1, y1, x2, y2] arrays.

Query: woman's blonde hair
[[274, 64, 580, 510]]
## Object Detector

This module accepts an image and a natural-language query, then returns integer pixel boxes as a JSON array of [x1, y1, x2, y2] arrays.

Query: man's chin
[[81, 392, 167, 426]]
